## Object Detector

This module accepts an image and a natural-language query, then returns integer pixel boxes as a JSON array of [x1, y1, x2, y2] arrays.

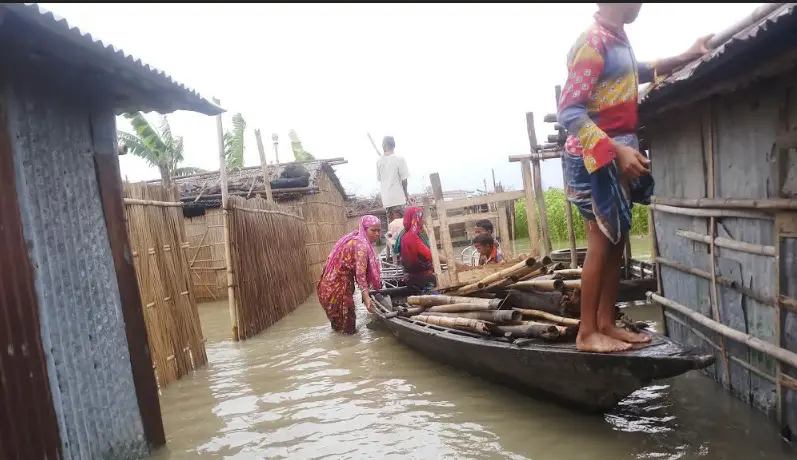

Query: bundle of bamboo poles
[[227, 196, 314, 340], [386, 259, 654, 343]]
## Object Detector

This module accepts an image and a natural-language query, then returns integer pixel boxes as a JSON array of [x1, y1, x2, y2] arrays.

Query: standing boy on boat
[[558, 3, 712, 353], [377, 136, 410, 221]]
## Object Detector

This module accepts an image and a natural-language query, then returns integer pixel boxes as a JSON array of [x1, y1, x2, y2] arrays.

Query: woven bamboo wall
[[184, 208, 226, 302], [123, 184, 208, 388], [295, 171, 349, 283], [228, 196, 313, 340]]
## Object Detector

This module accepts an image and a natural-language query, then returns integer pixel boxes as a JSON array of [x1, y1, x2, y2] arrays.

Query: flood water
[[150, 298, 793, 460]]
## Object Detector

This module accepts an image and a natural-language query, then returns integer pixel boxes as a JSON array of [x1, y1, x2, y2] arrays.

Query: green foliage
[[223, 113, 246, 170], [513, 188, 648, 241], [289, 129, 315, 161], [117, 112, 207, 183]]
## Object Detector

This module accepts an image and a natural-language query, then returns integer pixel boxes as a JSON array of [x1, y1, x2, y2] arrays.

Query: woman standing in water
[[317, 215, 382, 334]]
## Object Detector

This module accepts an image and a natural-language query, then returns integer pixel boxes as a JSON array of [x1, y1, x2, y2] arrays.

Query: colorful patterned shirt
[[557, 13, 656, 173]]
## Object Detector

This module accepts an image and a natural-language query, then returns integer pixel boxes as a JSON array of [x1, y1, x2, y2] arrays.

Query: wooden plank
[[254, 129, 273, 202], [495, 185, 511, 256], [422, 196, 443, 283], [430, 173, 458, 287], [431, 211, 498, 227], [520, 159, 540, 256], [442, 190, 525, 210]]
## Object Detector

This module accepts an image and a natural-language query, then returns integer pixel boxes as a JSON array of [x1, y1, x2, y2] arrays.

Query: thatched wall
[[123, 184, 207, 388], [228, 196, 313, 340]]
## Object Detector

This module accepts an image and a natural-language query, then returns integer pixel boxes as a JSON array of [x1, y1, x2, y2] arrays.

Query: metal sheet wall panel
[[7, 79, 148, 458]]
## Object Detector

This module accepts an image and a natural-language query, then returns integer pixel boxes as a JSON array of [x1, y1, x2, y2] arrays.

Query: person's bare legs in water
[[576, 220, 650, 352]]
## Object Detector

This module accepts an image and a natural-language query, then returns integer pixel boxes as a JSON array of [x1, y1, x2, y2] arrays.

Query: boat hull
[[374, 311, 714, 412]]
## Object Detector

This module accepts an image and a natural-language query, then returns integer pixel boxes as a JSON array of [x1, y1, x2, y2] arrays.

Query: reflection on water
[[150, 299, 793, 460]]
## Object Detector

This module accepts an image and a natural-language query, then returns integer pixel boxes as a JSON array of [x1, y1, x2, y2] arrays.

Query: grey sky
[[40, 3, 762, 196]]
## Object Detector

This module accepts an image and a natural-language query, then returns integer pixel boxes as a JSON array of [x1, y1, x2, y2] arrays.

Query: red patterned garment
[[557, 13, 656, 173], [316, 216, 380, 334]]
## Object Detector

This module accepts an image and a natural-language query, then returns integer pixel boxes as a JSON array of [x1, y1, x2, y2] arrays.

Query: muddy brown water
[[150, 298, 794, 460]]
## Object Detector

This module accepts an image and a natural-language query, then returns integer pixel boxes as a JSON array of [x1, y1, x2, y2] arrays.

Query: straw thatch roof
[[151, 158, 349, 204]]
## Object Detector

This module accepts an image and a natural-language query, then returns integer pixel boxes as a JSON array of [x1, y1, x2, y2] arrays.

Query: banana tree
[[117, 112, 206, 186], [289, 129, 315, 161], [223, 113, 246, 170]]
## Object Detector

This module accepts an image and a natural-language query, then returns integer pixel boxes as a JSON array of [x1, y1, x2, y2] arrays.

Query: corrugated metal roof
[[1, 3, 224, 116], [640, 2, 797, 109]]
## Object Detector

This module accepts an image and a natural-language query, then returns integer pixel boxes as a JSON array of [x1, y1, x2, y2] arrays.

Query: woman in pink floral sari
[[317, 215, 382, 334]]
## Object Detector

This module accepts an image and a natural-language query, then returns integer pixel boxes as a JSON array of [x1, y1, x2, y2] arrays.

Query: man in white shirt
[[376, 136, 410, 220]]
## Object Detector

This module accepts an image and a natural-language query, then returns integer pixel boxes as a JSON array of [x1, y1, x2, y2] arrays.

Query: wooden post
[[430, 173, 458, 286], [704, 99, 730, 386], [422, 196, 443, 283], [526, 112, 552, 256], [271, 133, 280, 165], [520, 159, 540, 257], [496, 185, 511, 257], [254, 129, 273, 202], [553, 85, 579, 268], [214, 98, 239, 342], [509, 199, 517, 257], [491, 169, 497, 192]]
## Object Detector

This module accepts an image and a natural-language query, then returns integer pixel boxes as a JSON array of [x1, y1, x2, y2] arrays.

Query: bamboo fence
[[228, 196, 314, 340], [123, 183, 208, 387]]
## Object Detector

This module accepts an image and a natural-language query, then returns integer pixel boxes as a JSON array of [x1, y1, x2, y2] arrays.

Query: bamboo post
[[520, 159, 540, 257], [553, 85, 579, 269], [422, 195, 443, 284], [704, 100, 730, 386], [271, 133, 280, 165], [496, 185, 511, 253], [430, 173, 458, 286], [254, 129, 274, 202], [214, 98, 239, 342], [526, 112, 552, 256]]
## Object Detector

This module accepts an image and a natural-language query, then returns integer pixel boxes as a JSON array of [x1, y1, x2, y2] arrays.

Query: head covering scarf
[[324, 215, 381, 288], [396, 207, 432, 268]]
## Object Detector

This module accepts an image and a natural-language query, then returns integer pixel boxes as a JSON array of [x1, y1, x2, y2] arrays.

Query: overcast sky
[[41, 3, 762, 197]]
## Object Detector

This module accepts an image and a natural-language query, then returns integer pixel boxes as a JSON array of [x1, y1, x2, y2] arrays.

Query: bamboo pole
[[423, 310, 522, 323], [508, 152, 562, 162], [123, 198, 183, 207], [214, 98, 239, 342], [413, 314, 491, 335], [651, 196, 797, 210], [426, 303, 500, 313], [508, 279, 564, 292], [521, 159, 540, 257], [422, 196, 443, 282], [496, 185, 511, 255], [407, 295, 502, 309], [476, 257, 537, 288], [555, 74, 578, 271], [254, 129, 274, 202], [526, 112, 552, 256], [514, 308, 580, 327], [648, 292, 797, 369], [430, 173, 458, 286], [676, 229, 775, 257], [553, 268, 582, 278], [650, 203, 773, 220], [704, 102, 730, 386]]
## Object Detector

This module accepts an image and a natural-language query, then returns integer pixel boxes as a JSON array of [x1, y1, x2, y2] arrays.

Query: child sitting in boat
[[473, 233, 504, 265], [473, 219, 504, 265]]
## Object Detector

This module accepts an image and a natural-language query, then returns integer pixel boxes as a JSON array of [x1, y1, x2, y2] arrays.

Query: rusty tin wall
[[6, 77, 149, 458]]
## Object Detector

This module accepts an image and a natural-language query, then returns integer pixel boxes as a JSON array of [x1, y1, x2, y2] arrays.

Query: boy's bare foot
[[576, 331, 632, 353], [601, 325, 651, 344]]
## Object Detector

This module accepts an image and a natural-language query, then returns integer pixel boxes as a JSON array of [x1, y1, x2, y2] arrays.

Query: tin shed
[[640, 2, 797, 440], [0, 3, 222, 459]]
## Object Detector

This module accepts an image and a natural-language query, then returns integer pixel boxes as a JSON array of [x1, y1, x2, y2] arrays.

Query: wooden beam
[[214, 98, 239, 342], [508, 151, 562, 162], [442, 190, 525, 210], [431, 211, 499, 227], [650, 203, 773, 220], [422, 196, 443, 283], [652, 196, 797, 210], [254, 129, 274, 202], [430, 173, 458, 286], [520, 159, 540, 257]]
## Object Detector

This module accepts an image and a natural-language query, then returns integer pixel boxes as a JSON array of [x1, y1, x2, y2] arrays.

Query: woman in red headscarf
[[394, 206, 439, 292], [317, 215, 382, 334]]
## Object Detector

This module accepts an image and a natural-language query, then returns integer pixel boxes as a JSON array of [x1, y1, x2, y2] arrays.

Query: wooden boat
[[371, 296, 715, 413]]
